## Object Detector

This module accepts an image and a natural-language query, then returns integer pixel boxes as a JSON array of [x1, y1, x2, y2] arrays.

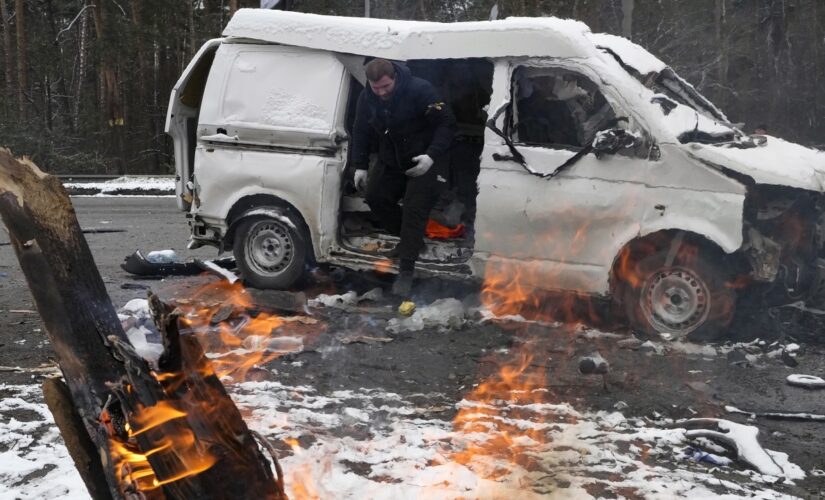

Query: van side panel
[[192, 43, 348, 256]]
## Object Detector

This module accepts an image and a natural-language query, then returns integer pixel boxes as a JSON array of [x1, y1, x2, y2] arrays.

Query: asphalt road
[[0, 197, 219, 378], [1, 196, 824, 497]]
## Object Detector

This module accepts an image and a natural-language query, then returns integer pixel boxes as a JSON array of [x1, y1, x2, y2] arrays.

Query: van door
[[194, 44, 349, 258], [165, 38, 222, 211], [475, 61, 654, 295]]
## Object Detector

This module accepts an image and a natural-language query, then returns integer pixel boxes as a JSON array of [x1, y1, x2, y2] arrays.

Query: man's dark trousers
[[365, 161, 448, 267]]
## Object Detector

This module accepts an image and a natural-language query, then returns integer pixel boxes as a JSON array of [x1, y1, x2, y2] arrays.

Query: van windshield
[[592, 34, 741, 145]]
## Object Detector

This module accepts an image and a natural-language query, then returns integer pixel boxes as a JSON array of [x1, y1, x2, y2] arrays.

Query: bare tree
[[14, 0, 26, 119], [0, 0, 13, 116]]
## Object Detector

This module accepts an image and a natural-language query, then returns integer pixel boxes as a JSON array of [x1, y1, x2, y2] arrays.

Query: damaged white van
[[166, 9, 825, 338]]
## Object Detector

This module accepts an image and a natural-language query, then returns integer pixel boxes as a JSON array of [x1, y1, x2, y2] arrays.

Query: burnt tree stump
[[0, 149, 285, 500]]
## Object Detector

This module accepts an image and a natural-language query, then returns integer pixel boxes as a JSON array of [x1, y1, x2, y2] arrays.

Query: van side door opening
[[336, 58, 494, 266]]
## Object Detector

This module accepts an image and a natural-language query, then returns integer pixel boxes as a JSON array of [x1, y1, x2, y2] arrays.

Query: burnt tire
[[620, 249, 736, 340], [232, 210, 308, 289]]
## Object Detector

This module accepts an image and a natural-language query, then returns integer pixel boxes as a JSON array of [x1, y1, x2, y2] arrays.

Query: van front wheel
[[233, 213, 307, 289], [620, 250, 736, 340]]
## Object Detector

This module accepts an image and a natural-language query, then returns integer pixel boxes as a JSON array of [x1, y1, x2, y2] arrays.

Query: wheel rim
[[640, 266, 710, 336], [244, 219, 294, 276]]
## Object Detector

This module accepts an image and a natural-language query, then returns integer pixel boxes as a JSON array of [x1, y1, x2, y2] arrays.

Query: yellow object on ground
[[398, 301, 416, 316]]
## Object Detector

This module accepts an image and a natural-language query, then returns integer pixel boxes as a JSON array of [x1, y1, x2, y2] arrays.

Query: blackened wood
[[0, 149, 128, 499], [42, 377, 113, 500], [0, 150, 284, 500]]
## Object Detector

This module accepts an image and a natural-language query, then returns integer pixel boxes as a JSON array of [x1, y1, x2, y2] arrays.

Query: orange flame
[[175, 280, 322, 382], [108, 400, 217, 493]]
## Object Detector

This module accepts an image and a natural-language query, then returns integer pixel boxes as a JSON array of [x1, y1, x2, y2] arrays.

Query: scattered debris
[[682, 447, 733, 467], [340, 335, 394, 345], [121, 283, 149, 292], [726, 405, 825, 422], [786, 374, 825, 389], [308, 288, 384, 310], [387, 298, 465, 333], [197, 259, 240, 284], [80, 227, 127, 234], [676, 418, 787, 477], [398, 301, 416, 316], [578, 352, 609, 374], [0, 364, 60, 375], [146, 249, 178, 263], [121, 249, 236, 277]]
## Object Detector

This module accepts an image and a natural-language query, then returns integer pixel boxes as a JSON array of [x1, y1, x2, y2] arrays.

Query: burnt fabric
[[365, 161, 449, 262], [352, 62, 456, 266]]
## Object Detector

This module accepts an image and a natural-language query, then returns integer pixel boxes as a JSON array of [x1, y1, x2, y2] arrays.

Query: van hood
[[688, 137, 825, 192]]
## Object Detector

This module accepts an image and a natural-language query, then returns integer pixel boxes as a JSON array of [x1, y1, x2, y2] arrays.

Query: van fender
[[637, 191, 744, 254], [223, 194, 315, 259], [638, 214, 742, 255]]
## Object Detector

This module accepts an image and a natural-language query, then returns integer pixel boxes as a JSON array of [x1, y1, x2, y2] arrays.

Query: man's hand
[[354, 169, 368, 191], [405, 155, 434, 177]]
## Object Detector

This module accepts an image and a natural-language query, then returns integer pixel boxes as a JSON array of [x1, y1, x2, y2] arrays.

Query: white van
[[166, 9, 825, 338]]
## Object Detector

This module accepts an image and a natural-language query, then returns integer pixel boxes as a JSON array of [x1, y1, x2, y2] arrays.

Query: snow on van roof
[[223, 9, 595, 60], [588, 32, 667, 76]]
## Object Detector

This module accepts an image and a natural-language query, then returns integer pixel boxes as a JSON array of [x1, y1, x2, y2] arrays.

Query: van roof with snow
[[223, 9, 596, 61]]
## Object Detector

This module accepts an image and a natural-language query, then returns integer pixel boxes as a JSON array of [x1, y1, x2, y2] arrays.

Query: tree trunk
[[0, 0, 13, 117], [715, 0, 728, 88], [621, 0, 634, 40], [0, 149, 286, 500], [14, 0, 26, 119], [229, 0, 239, 16], [73, 1, 90, 132]]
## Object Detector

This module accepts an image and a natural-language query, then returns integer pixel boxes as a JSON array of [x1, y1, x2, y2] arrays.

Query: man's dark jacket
[[351, 63, 456, 172]]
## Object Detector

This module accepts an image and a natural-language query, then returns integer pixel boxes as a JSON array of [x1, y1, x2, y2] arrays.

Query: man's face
[[369, 75, 396, 101]]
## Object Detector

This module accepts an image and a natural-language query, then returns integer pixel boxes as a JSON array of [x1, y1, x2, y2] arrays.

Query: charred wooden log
[[0, 149, 285, 500]]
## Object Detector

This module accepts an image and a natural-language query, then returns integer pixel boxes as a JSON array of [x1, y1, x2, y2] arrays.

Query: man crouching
[[351, 58, 456, 297]]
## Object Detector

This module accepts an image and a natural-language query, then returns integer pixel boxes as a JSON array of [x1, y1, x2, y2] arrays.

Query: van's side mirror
[[592, 128, 639, 157]]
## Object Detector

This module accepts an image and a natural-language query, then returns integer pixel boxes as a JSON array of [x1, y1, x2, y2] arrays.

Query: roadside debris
[[340, 335, 394, 345], [726, 405, 825, 422], [387, 298, 465, 333], [308, 288, 384, 310], [786, 374, 825, 389], [146, 249, 178, 263], [682, 447, 733, 467], [121, 249, 236, 277], [578, 352, 609, 375], [676, 418, 786, 477], [197, 259, 240, 284], [398, 300, 416, 316], [0, 363, 60, 375]]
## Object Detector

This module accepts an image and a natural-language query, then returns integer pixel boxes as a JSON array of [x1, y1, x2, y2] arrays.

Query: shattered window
[[512, 67, 616, 149]]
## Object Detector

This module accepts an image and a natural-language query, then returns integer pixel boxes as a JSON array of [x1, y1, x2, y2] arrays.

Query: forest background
[[0, 0, 822, 174]]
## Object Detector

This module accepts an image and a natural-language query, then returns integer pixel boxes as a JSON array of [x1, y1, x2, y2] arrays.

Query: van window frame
[[502, 59, 657, 158]]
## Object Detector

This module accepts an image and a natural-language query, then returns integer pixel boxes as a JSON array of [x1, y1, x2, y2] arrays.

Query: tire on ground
[[619, 247, 736, 340], [232, 210, 308, 289]]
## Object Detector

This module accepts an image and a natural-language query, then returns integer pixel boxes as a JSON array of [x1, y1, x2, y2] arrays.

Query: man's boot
[[391, 259, 415, 297], [391, 271, 414, 297]]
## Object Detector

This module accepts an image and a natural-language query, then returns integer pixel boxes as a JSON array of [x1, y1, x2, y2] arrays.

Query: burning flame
[[107, 400, 217, 493], [175, 280, 322, 382], [451, 348, 554, 484], [107, 279, 323, 496]]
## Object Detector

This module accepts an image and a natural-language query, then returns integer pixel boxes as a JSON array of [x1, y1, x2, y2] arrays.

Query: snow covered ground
[[0, 377, 804, 499], [0, 295, 813, 499], [62, 176, 174, 196]]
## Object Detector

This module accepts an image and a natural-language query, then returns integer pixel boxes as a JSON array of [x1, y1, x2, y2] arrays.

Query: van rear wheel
[[620, 249, 736, 340], [233, 212, 307, 289]]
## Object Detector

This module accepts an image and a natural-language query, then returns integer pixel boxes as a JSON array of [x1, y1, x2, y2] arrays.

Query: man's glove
[[405, 154, 434, 177], [353, 169, 368, 191]]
